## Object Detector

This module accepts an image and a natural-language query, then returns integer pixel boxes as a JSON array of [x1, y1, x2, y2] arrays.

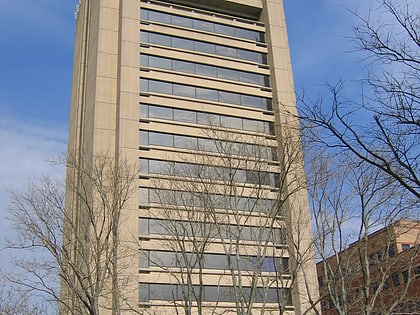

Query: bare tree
[[0, 278, 50, 315], [298, 0, 419, 199], [2, 153, 138, 315], [138, 125, 318, 315], [305, 140, 419, 314], [296, 3, 420, 310]]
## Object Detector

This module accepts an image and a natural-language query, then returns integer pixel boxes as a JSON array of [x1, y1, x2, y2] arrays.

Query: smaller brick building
[[317, 220, 420, 314]]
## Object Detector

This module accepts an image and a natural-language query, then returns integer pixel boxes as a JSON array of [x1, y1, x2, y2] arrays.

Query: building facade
[[66, 0, 318, 314], [317, 220, 420, 315]]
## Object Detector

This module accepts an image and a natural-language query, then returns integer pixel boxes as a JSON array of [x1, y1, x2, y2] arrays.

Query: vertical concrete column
[[262, 0, 319, 313], [116, 0, 141, 311], [91, 0, 120, 155]]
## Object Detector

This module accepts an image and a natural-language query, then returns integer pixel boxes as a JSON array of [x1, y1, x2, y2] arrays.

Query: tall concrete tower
[[66, 0, 318, 314]]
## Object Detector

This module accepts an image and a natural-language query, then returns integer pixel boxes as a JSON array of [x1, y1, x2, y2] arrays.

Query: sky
[[0, 1, 371, 253]]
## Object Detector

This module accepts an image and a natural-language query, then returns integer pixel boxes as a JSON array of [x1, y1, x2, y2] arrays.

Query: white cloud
[[0, 118, 67, 184], [0, 116, 67, 265]]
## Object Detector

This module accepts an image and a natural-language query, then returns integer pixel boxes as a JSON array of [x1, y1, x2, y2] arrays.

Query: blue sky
[[0, 1, 369, 246]]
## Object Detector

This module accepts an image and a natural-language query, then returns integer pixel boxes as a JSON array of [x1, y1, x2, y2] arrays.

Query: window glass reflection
[[150, 56, 171, 69], [174, 108, 197, 123], [173, 59, 195, 73], [194, 41, 215, 54], [149, 132, 173, 147], [216, 45, 237, 58], [171, 15, 193, 28], [197, 112, 220, 126], [142, 54, 269, 87], [140, 8, 265, 43], [140, 31, 267, 64], [149, 80, 172, 94], [219, 91, 241, 105], [214, 24, 235, 37], [193, 19, 214, 32], [218, 68, 239, 81], [173, 84, 195, 98], [196, 64, 218, 77], [149, 105, 172, 120], [173, 37, 194, 50], [196, 87, 218, 102], [149, 10, 170, 24], [139, 130, 277, 160]]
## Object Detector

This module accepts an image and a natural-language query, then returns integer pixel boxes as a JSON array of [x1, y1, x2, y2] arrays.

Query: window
[[140, 54, 149, 67], [219, 91, 241, 105], [193, 19, 214, 32], [415, 265, 420, 278], [139, 131, 149, 145], [371, 282, 379, 293], [354, 288, 360, 299], [138, 283, 290, 303], [140, 79, 272, 109], [140, 8, 265, 43], [388, 244, 396, 257], [369, 254, 375, 266], [148, 105, 172, 120], [140, 78, 149, 92], [407, 301, 414, 313], [149, 10, 171, 24], [173, 108, 197, 123], [174, 135, 195, 149], [196, 64, 218, 77], [194, 41, 215, 54], [171, 14, 193, 28], [214, 23, 235, 37], [402, 243, 410, 251], [218, 67, 239, 81], [141, 54, 270, 87], [139, 251, 149, 268], [398, 303, 405, 313], [239, 71, 263, 85], [139, 188, 149, 206], [236, 27, 260, 41], [149, 80, 172, 94], [402, 270, 409, 283], [197, 112, 220, 126], [149, 32, 171, 46], [391, 272, 400, 286], [220, 116, 242, 129], [318, 276, 324, 287], [383, 278, 390, 290], [151, 284, 177, 301], [138, 217, 149, 235], [216, 45, 237, 58], [173, 84, 195, 98], [140, 31, 267, 64], [149, 132, 173, 147], [140, 130, 278, 160], [173, 37, 194, 50], [243, 119, 264, 133], [141, 159, 278, 187], [241, 94, 263, 107], [196, 87, 218, 101], [173, 59, 195, 73], [140, 190, 278, 215], [139, 284, 149, 302]]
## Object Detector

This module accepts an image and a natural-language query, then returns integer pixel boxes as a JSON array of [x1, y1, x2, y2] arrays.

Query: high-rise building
[[66, 0, 318, 314]]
